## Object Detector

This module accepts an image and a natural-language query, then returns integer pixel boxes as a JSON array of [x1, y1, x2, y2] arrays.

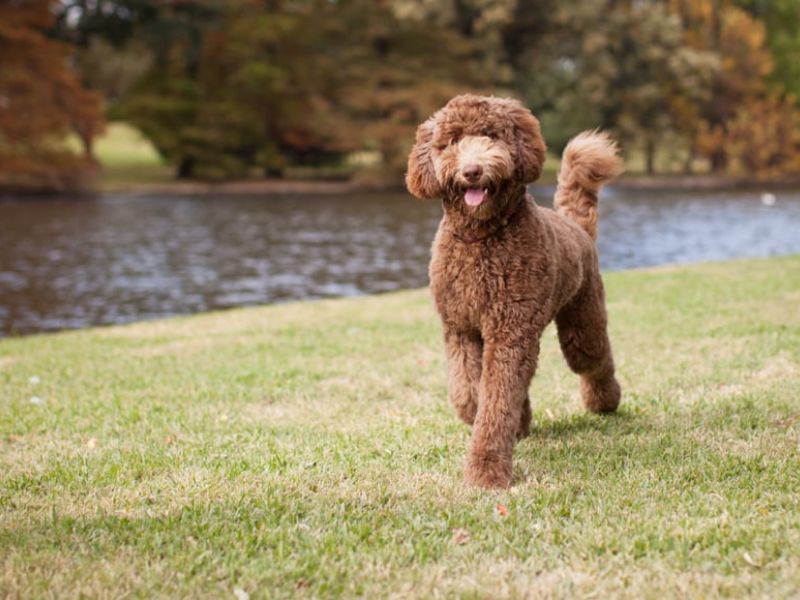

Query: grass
[[1, 256, 800, 598], [92, 123, 172, 189]]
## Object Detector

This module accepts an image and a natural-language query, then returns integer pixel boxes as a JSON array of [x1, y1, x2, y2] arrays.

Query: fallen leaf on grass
[[164, 435, 174, 445], [743, 552, 762, 567], [451, 528, 470, 545], [771, 415, 798, 429], [295, 579, 310, 590], [495, 504, 508, 517]]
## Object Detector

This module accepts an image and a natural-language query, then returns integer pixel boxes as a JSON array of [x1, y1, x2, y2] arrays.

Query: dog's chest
[[431, 247, 487, 329], [429, 235, 538, 332]]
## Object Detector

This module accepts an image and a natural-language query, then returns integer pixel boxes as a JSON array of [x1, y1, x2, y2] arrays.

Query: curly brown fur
[[406, 94, 622, 489], [555, 130, 624, 240]]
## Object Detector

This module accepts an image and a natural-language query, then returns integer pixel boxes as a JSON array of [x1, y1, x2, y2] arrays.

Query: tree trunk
[[72, 123, 97, 164], [710, 0, 722, 49], [80, 134, 96, 164], [645, 138, 656, 175], [683, 143, 694, 175], [177, 156, 195, 179], [710, 150, 727, 173]]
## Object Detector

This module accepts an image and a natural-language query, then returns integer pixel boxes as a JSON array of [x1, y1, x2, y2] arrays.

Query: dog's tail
[[554, 130, 623, 240]]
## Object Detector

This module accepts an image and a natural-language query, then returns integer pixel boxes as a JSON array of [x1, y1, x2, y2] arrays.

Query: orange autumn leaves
[[450, 504, 509, 545], [0, 0, 104, 192]]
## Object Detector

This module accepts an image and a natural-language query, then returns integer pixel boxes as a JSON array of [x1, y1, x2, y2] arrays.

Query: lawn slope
[[1, 256, 799, 598]]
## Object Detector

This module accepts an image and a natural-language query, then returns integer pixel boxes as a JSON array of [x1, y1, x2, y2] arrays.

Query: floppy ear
[[405, 116, 441, 199], [506, 100, 547, 184]]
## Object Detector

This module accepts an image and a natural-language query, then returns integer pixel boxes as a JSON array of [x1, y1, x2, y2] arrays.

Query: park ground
[[1, 256, 800, 598]]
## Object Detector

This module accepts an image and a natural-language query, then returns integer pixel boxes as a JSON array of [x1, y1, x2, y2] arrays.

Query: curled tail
[[554, 130, 623, 240]]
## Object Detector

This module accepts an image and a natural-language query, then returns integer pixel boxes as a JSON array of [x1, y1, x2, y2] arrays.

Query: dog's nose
[[462, 164, 483, 183]]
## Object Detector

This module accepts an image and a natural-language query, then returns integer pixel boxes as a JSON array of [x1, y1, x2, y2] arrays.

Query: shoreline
[[102, 178, 407, 196], [3, 253, 798, 339], [614, 173, 800, 191], [5, 172, 800, 198], [108, 173, 800, 195]]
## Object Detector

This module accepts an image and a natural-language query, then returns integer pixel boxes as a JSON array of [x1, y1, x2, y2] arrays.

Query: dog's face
[[406, 94, 546, 220]]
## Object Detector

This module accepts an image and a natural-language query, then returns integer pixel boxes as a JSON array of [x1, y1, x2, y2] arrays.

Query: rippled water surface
[[1, 187, 799, 335]]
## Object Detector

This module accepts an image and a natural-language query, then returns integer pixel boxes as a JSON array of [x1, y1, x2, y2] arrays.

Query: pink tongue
[[464, 188, 486, 207]]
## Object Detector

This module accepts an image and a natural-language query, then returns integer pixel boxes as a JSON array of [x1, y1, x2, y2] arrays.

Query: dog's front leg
[[444, 329, 483, 425], [465, 333, 540, 489]]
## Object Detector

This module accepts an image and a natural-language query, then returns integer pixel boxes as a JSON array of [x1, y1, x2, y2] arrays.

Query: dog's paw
[[465, 453, 512, 489], [582, 374, 621, 413]]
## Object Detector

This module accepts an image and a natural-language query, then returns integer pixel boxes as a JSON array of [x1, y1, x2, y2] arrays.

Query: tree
[[0, 0, 105, 192], [74, 38, 154, 106], [57, 0, 218, 108], [511, 0, 717, 172], [326, 0, 487, 175], [671, 1, 800, 174], [45, 0, 797, 181], [733, 0, 800, 98], [114, 0, 483, 180], [722, 94, 800, 175], [115, 0, 354, 179]]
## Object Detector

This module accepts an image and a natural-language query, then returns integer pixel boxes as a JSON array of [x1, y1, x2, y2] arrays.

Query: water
[[1, 187, 798, 336]]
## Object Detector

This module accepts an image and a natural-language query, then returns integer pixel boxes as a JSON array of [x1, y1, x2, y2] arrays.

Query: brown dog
[[406, 94, 623, 489]]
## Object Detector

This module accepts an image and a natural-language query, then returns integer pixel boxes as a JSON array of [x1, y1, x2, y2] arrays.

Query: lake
[[1, 187, 799, 336]]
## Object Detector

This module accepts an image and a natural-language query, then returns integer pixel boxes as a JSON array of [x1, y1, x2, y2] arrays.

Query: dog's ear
[[406, 116, 441, 199], [507, 100, 547, 184]]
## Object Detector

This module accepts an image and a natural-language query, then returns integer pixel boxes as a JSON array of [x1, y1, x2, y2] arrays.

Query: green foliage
[[76, 38, 154, 105], [111, 0, 481, 180], [734, 0, 800, 97], [40, 0, 800, 179], [513, 1, 718, 170]]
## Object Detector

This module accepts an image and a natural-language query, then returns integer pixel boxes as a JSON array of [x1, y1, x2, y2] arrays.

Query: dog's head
[[406, 94, 546, 219]]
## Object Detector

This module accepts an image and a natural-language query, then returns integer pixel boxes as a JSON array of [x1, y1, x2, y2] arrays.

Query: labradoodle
[[406, 94, 623, 489]]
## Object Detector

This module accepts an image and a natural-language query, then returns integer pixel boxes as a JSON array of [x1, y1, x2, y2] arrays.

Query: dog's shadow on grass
[[511, 408, 653, 485], [530, 406, 645, 439]]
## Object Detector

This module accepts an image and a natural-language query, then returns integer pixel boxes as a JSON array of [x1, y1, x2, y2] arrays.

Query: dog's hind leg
[[556, 275, 621, 414], [518, 394, 532, 439], [445, 330, 483, 425]]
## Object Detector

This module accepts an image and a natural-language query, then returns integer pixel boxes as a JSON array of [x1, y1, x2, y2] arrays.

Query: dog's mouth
[[450, 180, 502, 210], [464, 187, 488, 207]]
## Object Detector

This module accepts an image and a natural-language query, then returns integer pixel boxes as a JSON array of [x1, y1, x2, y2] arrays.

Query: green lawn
[[1, 257, 799, 598], [93, 122, 172, 189]]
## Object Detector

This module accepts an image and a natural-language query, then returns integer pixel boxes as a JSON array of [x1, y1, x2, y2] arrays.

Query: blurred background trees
[[2, 0, 799, 190], [0, 0, 105, 192]]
